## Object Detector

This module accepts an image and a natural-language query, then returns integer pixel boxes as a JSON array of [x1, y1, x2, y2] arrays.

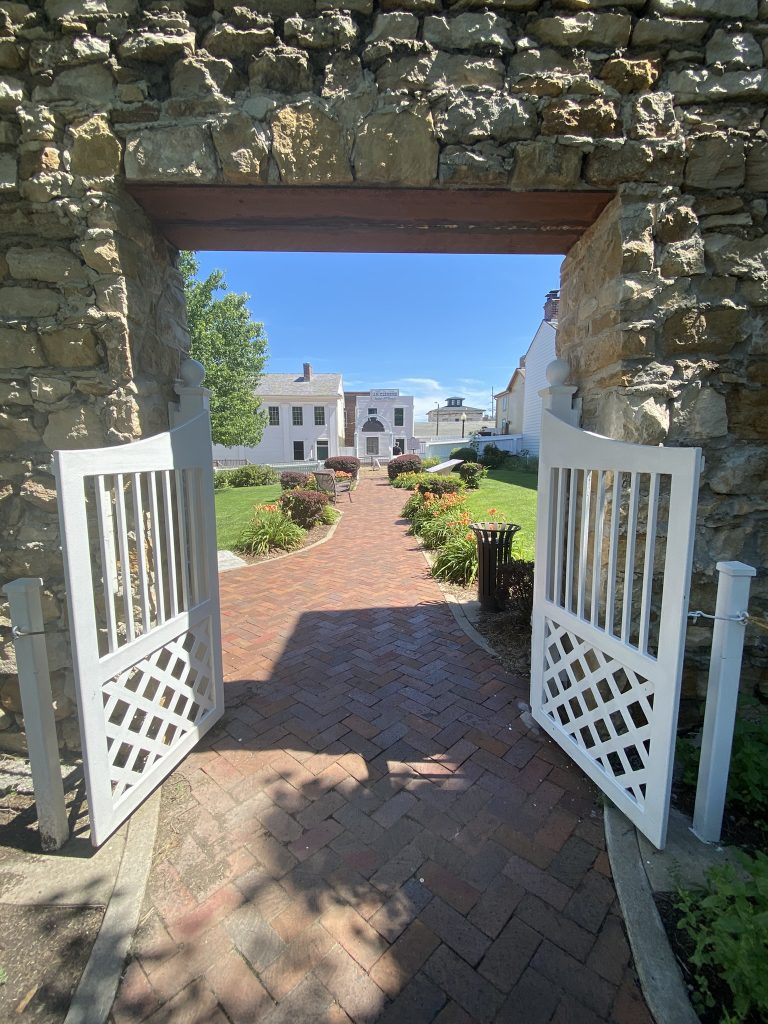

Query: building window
[[268, 406, 279, 425], [502, 397, 508, 411], [314, 406, 325, 426], [293, 441, 304, 461], [395, 438, 406, 454], [368, 407, 377, 415], [317, 440, 329, 461], [292, 407, 303, 426], [366, 437, 379, 456], [394, 407, 404, 427]]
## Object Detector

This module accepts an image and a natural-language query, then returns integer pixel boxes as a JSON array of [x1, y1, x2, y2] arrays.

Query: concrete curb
[[64, 790, 161, 1024], [604, 804, 699, 1024]]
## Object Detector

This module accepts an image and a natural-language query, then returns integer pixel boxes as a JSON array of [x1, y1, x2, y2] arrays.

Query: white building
[[212, 363, 345, 465], [351, 389, 416, 459], [494, 366, 525, 435]]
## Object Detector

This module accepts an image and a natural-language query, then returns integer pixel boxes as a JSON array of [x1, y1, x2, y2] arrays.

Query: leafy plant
[[431, 534, 478, 586], [479, 443, 506, 469], [496, 558, 535, 623], [674, 851, 768, 1022], [416, 478, 462, 497], [421, 457, 441, 469], [450, 446, 477, 463], [458, 462, 487, 489], [320, 504, 341, 526], [419, 514, 468, 550], [678, 698, 768, 834], [227, 464, 279, 487], [280, 470, 313, 490], [279, 488, 329, 529], [236, 505, 304, 555], [388, 454, 422, 480], [390, 471, 425, 490], [325, 456, 360, 477], [213, 470, 231, 489], [401, 491, 427, 520]]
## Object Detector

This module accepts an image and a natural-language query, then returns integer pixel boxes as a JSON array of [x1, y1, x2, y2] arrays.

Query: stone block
[[584, 140, 683, 186], [272, 103, 351, 184], [668, 68, 768, 104], [367, 13, 418, 43], [354, 107, 438, 186], [434, 93, 535, 145], [600, 58, 659, 94], [30, 376, 71, 404], [249, 45, 313, 93], [632, 17, 709, 47], [43, 402, 104, 449], [0, 75, 26, 112], [124, 125, 218, 182], [685, 133, 745, 189], [630, 93, 679, 140], [727, 388, 768, 440], [6, 246, 86, 285], [0, 328, 45, 369], [0, 412, 42, 451], [746, 138, 768, 192], [428, 53, 505, 91], [0, 152, 17, 192], [284, 13, 357, 50], [69, 114, 122, 178], [541, 98, 619, 138], [33, 64, 115, 105], [531, 13, 631, 48], [439, 144, 510, 187], [171, 55, 238, 99], [510, 140, 583, 189], [596, 390, 670, 445], [0, 286, 60, 319], [203, 22, 275, 60], [662, 306, 742, 355], [705, 234, 768, 278], [669, 385, 727, 441], [423, 13, 513, 53], [118, 30, 195, 62], [660, 236, 705, 277], [706, 30, 763, 70], [212, 114, 269, 183], [649, 0, 757, 16]]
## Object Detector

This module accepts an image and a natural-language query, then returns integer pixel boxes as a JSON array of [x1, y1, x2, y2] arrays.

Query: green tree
[[179, 251, 268, 447]]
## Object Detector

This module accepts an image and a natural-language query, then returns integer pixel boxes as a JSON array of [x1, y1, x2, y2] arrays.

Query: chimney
[[544, 290, 559, 323], [303, 362, 312, 381]]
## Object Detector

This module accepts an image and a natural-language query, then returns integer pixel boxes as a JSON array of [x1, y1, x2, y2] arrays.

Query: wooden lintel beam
[[126, 184, 614, 255]]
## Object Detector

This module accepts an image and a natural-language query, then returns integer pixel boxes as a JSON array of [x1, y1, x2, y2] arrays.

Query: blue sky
[[193, 251, 563, 420]]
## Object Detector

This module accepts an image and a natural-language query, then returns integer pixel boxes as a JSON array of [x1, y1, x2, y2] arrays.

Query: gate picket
[[531, 412, 701, 849], [54, 392, 223, 847]]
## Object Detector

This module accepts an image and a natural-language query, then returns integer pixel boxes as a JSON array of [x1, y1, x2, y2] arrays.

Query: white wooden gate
[[531, 409, 701, 849], [54, 373, 224, 846]]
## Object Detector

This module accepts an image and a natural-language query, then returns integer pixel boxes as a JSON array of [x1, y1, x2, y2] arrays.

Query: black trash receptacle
[[470, 522, 522, 612]]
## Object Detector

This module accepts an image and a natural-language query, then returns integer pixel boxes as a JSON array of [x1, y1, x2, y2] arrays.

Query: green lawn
[[214, 483, 281, 549], [463, 469, 538, 560]]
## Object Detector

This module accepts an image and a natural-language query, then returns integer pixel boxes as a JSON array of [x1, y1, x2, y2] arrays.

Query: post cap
[[715, 561, 757, 577]]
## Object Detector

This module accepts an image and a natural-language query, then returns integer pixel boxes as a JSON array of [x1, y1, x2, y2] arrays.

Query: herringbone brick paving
[[110, 474, 652, 1024]]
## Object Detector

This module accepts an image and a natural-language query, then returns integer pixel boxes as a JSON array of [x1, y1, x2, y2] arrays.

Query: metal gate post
[[692, 560, 756, 844], [3, 578, 69, 850]]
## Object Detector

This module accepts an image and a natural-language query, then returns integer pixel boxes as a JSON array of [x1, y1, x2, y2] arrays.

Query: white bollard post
[[3, 578, 69, 851], [692, 560, 756, 844]]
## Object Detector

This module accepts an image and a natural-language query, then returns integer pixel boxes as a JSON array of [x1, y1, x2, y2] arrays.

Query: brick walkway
[[111, 475, 651, 1024]]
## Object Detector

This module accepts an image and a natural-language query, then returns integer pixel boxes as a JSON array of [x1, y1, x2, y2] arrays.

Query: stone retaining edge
[[604, 804, 699, 1024], [217, 509, 344, 572], [64, 790, 161, 1024]]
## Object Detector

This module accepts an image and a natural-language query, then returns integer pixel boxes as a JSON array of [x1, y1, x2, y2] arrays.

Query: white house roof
[[256, 373, 342, 398]]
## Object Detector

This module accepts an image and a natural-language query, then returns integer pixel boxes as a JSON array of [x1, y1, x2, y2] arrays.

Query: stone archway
[[1, 1, 766, 742]]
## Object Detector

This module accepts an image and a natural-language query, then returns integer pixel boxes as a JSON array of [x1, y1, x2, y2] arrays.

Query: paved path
[[111, 476, 651, 1024]]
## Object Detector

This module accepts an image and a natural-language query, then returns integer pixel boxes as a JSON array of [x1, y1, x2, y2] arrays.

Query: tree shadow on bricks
[[111, 605, 648, 1024]]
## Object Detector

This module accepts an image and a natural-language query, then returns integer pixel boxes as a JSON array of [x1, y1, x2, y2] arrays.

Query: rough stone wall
[[1, 0, 767, 747]]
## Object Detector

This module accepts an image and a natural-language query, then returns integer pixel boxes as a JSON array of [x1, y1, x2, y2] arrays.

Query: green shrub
[[388, 454, 422, 480], [678, 699, 768, 833], [280, 470, 313, 490], [236, 506, 304, 555], [421, 457, 441, 469], [419, 515, 467, 550], [450, 446, 477, 463], [431, 535, 478, 586], [228, 464, 279, 487], [401, 491, 426, 520], [213, 470, 231, 489], [496, 559, 535, 623], [458, 462, 487, 489], [325, 456, 360, 477], [416, 478, 462, 497], [479, 443, 506, 469], [320, 504, 341, 526], [279, 488, 329, 529], [390, 471, 426, 490], [674, 851, 768, 1022]]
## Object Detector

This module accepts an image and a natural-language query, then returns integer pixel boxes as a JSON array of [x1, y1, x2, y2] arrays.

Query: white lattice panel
[[531, 411, 701, 849], [55, 406, 224, 846]]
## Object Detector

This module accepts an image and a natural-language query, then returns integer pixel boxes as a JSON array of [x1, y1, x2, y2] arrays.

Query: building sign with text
[[370, 389, 400, 400]]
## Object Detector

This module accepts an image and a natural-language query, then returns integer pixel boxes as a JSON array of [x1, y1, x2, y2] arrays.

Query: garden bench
[[425, 458, 464, 475], [314, 469, 354, 503]]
